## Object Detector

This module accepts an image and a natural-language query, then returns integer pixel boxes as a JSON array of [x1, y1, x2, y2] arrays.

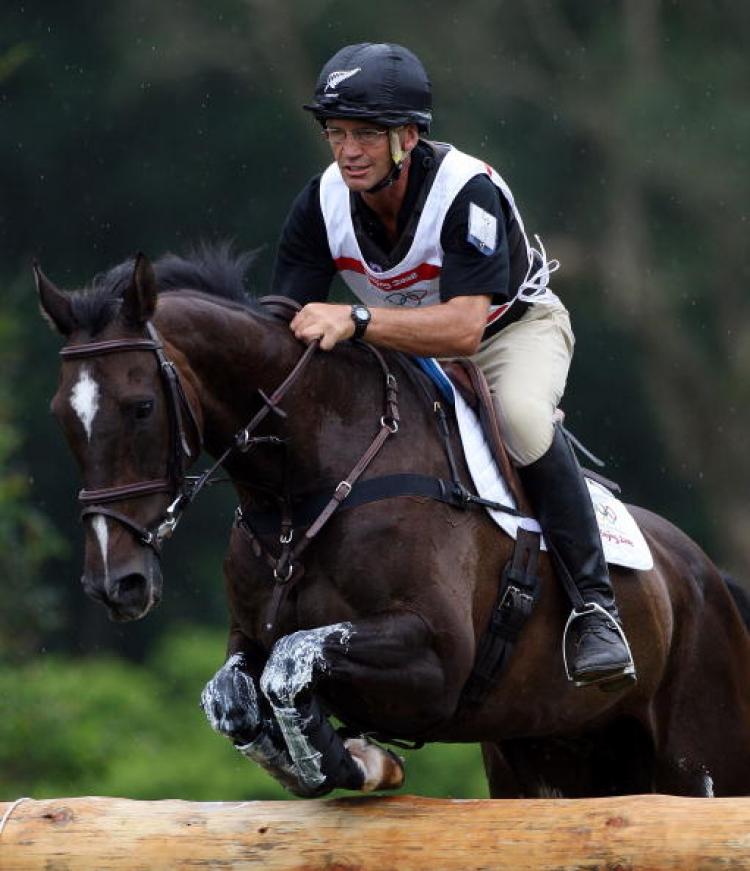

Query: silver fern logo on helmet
[[325, 68, 362, 92]]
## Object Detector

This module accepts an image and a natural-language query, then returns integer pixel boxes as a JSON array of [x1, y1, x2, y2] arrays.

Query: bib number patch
[[468, 203, 497, 255]]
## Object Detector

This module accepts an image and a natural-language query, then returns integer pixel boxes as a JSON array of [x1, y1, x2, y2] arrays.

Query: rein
[[59, 317, 401, 567]]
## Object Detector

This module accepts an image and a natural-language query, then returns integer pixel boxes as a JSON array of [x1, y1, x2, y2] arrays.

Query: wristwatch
[[350, 304, 371, 340]]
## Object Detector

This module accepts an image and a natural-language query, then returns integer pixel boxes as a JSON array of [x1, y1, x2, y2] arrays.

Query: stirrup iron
[[562, 601, 636, 688]]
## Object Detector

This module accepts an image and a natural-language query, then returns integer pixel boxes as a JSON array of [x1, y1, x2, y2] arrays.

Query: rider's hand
[[290, 303, 354, 351]]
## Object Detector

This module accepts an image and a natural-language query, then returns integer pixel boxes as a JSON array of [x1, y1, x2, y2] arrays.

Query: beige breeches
[[468, 301, 575, 467]]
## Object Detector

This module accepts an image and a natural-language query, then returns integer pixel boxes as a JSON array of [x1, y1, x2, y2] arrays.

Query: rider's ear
[[122, 252, 157, 326], [403, 124, 419, 153], [34, 261, 77, 336]]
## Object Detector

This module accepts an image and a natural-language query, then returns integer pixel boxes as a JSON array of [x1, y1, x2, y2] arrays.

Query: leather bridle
[[60, 322, 203, 550]]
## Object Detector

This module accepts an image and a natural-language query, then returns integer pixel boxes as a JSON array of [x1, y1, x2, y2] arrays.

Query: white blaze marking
[[92, 514, 109, 587], [70, 366, 100, 441]]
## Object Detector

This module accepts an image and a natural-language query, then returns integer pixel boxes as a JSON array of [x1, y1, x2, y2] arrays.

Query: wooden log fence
[[1, 794, 749, 870]]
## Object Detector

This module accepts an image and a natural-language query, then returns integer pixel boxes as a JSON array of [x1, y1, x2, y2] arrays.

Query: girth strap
[[459, 527, 541, 709], [238, 472, 523, 534]]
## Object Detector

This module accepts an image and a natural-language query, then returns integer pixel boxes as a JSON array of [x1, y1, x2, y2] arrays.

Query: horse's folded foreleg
[[260, 613, 451, 796], [200, 652, 301, 792], [259, 623, 370, 796]]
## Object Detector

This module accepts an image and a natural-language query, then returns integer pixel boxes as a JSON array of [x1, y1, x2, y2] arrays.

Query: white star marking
[[70, 365, 100, 441]]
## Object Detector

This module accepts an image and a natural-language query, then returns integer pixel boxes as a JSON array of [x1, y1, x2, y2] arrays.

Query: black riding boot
[[518, 426, 636, 689]]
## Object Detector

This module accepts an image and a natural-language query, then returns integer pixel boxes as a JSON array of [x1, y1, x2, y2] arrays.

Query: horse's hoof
[[344, 737, 405, 792]]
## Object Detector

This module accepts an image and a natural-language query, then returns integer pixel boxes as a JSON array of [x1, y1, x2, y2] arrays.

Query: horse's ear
[[34, 261, 76, 336], [122, 252, 157, 326]]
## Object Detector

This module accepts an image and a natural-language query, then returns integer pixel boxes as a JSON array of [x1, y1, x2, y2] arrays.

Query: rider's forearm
[[289, 294, 492, 355], [367, 296, 491, 357]]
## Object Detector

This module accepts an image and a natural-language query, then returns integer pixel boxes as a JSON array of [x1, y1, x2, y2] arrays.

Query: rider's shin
[[518, 425, 636, 688]]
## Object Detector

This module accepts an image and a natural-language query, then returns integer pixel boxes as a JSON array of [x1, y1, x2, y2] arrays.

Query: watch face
[[351, 305, 370, 338]]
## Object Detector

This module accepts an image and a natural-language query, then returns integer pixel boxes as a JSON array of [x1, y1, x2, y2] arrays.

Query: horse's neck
[[156, 294, 426, 492], [156, 295, 301, 447]]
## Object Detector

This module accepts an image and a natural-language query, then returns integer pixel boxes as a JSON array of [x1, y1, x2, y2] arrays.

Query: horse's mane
[[69, 242, 258, 334]]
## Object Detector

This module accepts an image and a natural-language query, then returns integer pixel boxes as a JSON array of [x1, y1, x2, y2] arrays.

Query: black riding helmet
[[304, 42, 432, 134]]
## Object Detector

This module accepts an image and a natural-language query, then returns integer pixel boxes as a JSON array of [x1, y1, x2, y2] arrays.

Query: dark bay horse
[[36, 248, 750, 798]]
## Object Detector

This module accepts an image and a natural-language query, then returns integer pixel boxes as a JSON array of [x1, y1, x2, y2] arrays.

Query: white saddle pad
[[450, 384, 653, 571]]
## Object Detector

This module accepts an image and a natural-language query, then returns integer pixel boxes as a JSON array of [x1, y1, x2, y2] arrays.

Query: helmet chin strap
[[366, 128, 407, 194]]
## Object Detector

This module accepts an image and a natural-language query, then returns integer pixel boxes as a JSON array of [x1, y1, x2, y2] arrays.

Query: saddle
[[441, 360, 529, 513], [441, 359, 618, 501]]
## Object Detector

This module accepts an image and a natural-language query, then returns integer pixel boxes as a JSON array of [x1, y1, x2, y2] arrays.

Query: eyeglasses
[[322, 127, 390, 146]]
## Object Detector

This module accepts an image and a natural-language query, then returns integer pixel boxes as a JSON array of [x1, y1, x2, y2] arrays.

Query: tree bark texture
[[1, 794, 749, 870]]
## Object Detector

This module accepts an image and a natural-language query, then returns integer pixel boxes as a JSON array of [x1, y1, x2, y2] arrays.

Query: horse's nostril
[[114, 573, 147, 600], [105, 572, 155, 622]]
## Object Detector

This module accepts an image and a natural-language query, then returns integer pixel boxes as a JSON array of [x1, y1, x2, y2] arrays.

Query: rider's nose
[[339, 137, 364, 157]]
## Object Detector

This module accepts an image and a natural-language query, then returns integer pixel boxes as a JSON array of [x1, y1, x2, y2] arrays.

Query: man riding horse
[[273, 42, 635, 690]]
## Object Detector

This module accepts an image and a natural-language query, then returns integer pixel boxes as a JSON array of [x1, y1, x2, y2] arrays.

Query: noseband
[[60, 322, 202, 550]]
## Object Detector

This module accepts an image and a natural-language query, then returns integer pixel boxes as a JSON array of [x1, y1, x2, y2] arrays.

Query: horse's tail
[[721, 572, 750, 631]]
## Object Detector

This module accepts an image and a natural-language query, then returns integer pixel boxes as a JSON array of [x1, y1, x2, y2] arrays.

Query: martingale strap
[[255, 340, 401, 639], [239, 339, 546, 644]]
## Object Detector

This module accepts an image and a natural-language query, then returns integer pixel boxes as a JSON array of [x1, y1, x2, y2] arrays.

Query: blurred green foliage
[[0, 280, 67, 661]]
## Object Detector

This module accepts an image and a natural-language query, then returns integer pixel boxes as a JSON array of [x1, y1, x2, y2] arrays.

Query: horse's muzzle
[[82, 553, 163, 622]]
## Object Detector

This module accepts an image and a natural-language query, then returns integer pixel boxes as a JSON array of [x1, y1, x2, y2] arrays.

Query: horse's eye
[[133, 399, 154, 420]]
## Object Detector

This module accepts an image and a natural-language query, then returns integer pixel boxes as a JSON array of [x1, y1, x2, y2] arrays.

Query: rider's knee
[[493, 389, 555, 466]]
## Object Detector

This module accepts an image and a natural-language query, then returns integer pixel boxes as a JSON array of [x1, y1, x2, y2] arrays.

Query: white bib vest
[[319, 144, 559, 328]]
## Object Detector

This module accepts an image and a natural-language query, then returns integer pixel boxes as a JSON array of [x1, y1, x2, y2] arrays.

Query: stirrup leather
[[562, 601, 636, 687]]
